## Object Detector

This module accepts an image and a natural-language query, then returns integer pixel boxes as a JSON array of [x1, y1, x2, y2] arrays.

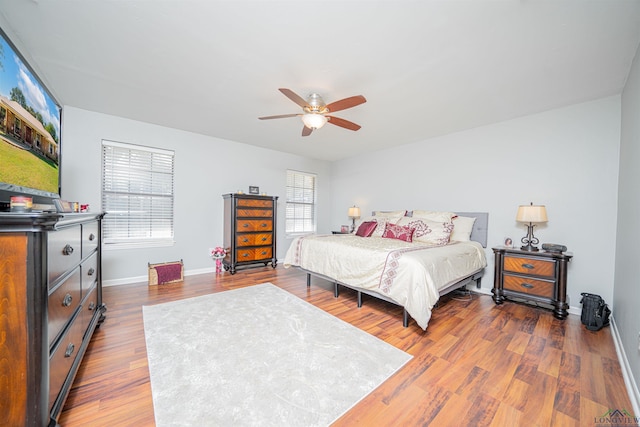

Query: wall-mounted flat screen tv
[[0, 26, 62, 208]]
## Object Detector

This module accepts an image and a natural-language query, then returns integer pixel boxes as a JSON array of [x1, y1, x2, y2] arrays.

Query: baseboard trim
[[103, 266, 216, 287], [472, 286, 582, 316], [610, 315, 640, 416]]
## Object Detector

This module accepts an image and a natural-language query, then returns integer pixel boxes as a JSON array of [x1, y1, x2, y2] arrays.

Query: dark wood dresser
[[0, 212, 106, 427], [492, 246, 572, 319], [223, 193, 278, 274]]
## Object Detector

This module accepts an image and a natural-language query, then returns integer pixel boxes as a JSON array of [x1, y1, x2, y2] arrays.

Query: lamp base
[[520, 244, 540, 252]]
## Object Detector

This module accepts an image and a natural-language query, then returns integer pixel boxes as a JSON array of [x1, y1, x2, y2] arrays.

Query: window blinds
[[101, 140, 175, 247], [285, 170, 316, 234]]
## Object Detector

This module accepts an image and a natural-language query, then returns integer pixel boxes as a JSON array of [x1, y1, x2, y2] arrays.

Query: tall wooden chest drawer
[[223, 193, 278, 274]]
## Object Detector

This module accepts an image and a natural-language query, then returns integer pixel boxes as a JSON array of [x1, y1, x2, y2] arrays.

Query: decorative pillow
[[451, 216, 476, 242], [397, 217, 453, 246], [382, 222, 415, 242], [354, 216, 403, 237], [373, 210, 407, 218], [355, 221, 378, 237], [412, 210, 457, 222]]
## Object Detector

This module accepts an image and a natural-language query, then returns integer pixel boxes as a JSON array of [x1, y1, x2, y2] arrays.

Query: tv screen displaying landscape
[[0, 27, 61, 199]]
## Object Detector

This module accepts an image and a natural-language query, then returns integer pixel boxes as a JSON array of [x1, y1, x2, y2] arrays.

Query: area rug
[[142, 283, 412, 426]]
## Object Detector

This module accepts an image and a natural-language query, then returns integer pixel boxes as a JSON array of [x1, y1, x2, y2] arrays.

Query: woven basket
[[148, 259, 184, 286]]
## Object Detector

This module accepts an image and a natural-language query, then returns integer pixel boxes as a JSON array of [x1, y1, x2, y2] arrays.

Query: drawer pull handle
[[64, 343, 75, 358], [261, 251, 267, 255], [87, 268, 95, 276], [242, 253, 249, 258], [242, 238, 249, 243], [521, 263, 535, 269], [261, 223, 268, 227], [242, 223, 249, 228], [520, 283, 534, 289], [62, 244, 74, 255], [89, 233, 96, 241], [88, 302, 96, 311], [62, 293, 73, 307], [261, 237, 267, 241]]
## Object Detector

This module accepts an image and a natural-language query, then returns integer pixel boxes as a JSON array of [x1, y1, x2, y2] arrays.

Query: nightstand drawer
[[503, 255, 555, 277], [503, 274, 554, 298]]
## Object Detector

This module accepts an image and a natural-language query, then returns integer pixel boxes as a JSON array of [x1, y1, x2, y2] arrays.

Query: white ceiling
[[1, 1, 639, 161]]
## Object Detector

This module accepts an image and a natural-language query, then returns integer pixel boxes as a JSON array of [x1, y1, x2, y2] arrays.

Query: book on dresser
[[0, 211, 106, 427], [222, 193, 278, 275]]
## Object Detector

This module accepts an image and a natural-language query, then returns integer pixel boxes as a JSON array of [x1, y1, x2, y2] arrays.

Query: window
[[285, 170, 317, 235], [101, 140, 175, 248]]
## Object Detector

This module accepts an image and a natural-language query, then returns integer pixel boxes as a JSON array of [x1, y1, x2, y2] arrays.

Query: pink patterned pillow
[[382, 223, 415, 242], [355, 221, 378, 237], [397, 217, 453, 246]]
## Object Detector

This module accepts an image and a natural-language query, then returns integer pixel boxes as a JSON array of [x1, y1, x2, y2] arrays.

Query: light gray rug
[[142, 283, 412, 426]]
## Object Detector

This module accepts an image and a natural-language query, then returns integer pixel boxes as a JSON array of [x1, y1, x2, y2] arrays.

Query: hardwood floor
[[58, 267, 636, 426]]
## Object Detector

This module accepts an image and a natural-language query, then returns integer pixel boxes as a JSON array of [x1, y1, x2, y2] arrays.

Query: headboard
[[455, 212, 489, 248]]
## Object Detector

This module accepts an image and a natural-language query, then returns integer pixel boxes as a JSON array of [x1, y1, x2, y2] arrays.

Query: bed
[[283, 211, 488, 330]]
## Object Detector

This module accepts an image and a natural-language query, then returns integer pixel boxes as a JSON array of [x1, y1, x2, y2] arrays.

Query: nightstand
[[492, 246, 573, 319]]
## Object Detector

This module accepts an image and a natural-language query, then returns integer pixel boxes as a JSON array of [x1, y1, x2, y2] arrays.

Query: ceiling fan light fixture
[[301, 113, 328, 130]]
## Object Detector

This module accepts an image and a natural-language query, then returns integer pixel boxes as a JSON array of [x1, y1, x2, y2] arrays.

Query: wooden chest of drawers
[[0, 212, 105, 426], [492, 246, 573, 319], [223, 193, 278, 274]]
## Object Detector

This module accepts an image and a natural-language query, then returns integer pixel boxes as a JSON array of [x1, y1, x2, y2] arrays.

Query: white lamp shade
[[348, 206, 361, 218], [516, 204, 548, 223], [301, 113, 328, 129]]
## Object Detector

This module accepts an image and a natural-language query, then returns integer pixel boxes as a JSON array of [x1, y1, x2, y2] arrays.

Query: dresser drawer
[[503, 255, 555, 278], [48, 226, 82, 286], [236, 233, 273, 247], [237, 208, 273, 218], [82, 252, 98, 293], [503, 274, 554, 298], [48, 268, 82, 347], [236, 247, 273, 261], [82, 221, 99, 257], [237, 219, 273, 232], [237, 199, 273, 208], [81, 284, 99, 336], [49, 312, 85, 411]]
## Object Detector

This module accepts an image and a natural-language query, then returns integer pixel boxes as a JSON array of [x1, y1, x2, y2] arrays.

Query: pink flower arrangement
[[210, 247, 226, 259], [210, 247, 226, 274]]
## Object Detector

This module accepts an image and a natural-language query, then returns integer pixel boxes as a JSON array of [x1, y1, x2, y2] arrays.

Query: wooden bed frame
[[301, 212, 489, 327]]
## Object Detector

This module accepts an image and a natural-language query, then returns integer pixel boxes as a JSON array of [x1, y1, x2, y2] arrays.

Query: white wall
[[616, 42, 640, 408], [330, 96, 621, 312], [61, 106, 332, 284]]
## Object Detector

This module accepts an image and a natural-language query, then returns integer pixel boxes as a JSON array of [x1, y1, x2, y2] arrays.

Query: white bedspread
[[283, 234, 487, 329]]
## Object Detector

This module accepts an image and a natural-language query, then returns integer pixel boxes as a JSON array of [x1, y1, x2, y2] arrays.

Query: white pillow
[[397, 217, 453, 246], [451, 216, 476, 242], [373, 210, 407, 218], [412, 210, 457, 222]]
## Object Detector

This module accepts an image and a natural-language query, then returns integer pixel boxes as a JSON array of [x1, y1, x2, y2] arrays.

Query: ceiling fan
[[259, 88, 366, 136]]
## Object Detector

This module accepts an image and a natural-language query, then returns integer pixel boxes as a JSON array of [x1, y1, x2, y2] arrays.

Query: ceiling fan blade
[[258, 113, 300, 120], [325, 95, 366, 113], [279, 88, 310, 109], [302, 126, 313, 137], [326, 116, 361, 131]]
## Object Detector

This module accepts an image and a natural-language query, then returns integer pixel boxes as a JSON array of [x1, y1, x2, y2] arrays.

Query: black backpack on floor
[[580, 293, 611, 331]]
